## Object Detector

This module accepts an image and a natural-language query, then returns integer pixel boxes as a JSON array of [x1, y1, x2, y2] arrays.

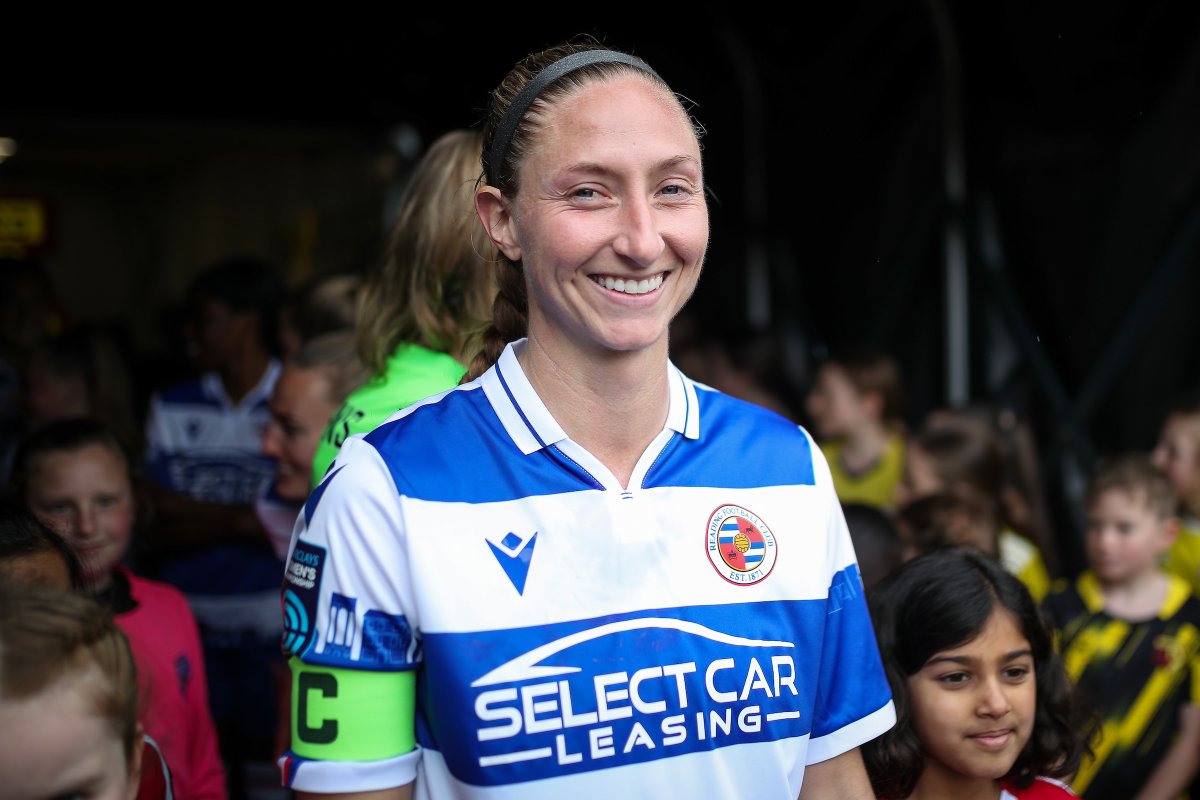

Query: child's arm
[[1133, 702, 1200, 800]]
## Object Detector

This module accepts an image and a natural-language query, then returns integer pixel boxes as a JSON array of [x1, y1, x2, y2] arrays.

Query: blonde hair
[[0, 586, 140, 760], [358, 129, 497, 374]]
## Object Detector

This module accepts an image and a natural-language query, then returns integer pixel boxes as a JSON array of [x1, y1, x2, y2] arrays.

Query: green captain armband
[[290, 657, 417, 760]]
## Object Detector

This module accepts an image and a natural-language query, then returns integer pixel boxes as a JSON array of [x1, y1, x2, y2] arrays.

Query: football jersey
[[281, 340, 895, 798], [1043, 571, 1200, 800]]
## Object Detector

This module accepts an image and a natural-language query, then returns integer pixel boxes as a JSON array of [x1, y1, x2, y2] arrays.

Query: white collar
[[481, 339, 700, 456], [202, 358, 281, 411]]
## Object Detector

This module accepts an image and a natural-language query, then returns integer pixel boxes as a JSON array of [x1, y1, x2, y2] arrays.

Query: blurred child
[[894, 491, 999, 562], [928, 404, 1058, 576], [12, 418, 226, 800], [899, 418, 1052, 602], [0, 499, 82, 590], [841, 501, 904, 591], [863, 548, 1083, 799], [1042, 455, 1200, 800], [805, 347, 905, 510], [0, 585, 145, 800], [1152, 394, 1200, 593]]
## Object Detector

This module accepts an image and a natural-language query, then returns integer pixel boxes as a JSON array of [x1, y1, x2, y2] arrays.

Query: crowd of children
[[813, 345, 1200, 799]]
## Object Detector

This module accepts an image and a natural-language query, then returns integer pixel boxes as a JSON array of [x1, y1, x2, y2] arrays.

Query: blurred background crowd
[[2, 5, 1199, 799]]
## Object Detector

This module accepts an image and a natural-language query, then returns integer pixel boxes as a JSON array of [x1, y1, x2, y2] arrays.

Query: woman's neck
[[519, 334, 670, 489]]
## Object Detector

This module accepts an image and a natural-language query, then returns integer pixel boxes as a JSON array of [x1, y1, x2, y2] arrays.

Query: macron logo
[[487, 532, 538, 595]]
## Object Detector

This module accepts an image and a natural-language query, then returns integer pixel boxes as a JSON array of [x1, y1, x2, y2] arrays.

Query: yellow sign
[[0, 198, 48, 254]]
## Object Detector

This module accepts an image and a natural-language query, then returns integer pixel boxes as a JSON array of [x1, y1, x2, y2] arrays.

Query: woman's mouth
[[591, 273, 665, 295]]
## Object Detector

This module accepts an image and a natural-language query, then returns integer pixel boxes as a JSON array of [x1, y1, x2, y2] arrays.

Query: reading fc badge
[[706, 505, 778, 585]]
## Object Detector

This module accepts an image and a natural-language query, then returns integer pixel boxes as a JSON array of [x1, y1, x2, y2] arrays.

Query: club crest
[[706, 505, 777, 586]]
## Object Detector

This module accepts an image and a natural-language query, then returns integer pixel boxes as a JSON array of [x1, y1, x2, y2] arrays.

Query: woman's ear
[[476, 187, 522, 262]]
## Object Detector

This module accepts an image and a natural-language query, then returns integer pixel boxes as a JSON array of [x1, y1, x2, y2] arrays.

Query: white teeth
[[595, 274, 664, 295]]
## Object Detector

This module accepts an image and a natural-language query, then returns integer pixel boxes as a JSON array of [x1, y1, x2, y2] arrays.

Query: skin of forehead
[[519, 72, 697, 174]]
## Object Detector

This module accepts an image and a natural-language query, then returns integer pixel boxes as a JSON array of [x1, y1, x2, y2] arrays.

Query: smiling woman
[[281, 41, 894, 800]]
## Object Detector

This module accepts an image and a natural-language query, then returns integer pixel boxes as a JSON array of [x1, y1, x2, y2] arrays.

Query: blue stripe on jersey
[[643, 391, 815, 489], [812, 564, 889, 739], [411, 579, 886, 787], [365, 388, 601, 503]]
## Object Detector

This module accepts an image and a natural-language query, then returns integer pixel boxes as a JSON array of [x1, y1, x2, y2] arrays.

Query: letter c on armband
[[298, 672, 339, 744]]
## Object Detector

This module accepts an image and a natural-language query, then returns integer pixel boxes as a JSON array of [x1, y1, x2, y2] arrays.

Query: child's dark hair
[[9, 417, 135, 504], [0, 500, 84, 590], [862, 548, 1083, 798], [841, 502, 903, 591], [895, 491, 999, 557]]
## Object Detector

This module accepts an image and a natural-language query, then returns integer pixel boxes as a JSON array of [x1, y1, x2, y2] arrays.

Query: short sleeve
[[280, 436, 422, 792], [804, 430, 896, 763]]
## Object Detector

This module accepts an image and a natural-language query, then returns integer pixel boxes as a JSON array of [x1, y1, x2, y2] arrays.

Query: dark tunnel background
[[3, 3, 1200, 572]]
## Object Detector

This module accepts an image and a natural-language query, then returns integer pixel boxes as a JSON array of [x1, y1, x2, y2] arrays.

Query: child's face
[[805, 364, 872, 440], [25, 444, 134, 590], [906, 608, 1036, 793], [0, 668, 141, 800], [1152, 413, 1200, 514], [1086, 487, 1174, 586]]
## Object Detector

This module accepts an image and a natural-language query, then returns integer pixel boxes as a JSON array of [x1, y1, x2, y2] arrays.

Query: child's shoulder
[[120, 569, 193, 615]]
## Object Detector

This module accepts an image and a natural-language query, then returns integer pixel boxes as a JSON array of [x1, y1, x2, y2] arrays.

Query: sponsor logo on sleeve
[[706, 505, 778, 585], [283, 540, 325, 657]]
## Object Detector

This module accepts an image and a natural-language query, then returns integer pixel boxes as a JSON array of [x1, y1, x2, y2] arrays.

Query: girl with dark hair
[[863, 548, 1084, 799]]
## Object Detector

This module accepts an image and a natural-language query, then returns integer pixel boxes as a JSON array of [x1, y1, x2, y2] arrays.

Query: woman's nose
[[613, 196, 665, 267]]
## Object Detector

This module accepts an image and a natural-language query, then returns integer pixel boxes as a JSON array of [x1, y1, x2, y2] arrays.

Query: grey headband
[[488, 49, 663, 186]]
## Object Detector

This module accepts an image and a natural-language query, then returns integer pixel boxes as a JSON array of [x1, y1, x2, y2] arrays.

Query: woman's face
[[262, 366, 339, 502], [25, 444, 134, 591], [498, 74, 708, 361]]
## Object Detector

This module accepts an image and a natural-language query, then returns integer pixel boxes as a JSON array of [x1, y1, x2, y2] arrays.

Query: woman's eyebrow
[[557, 155, 701, 179]]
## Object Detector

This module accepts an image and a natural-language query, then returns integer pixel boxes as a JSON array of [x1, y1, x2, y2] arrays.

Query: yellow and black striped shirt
[[1042, 572, 1200, 800]]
